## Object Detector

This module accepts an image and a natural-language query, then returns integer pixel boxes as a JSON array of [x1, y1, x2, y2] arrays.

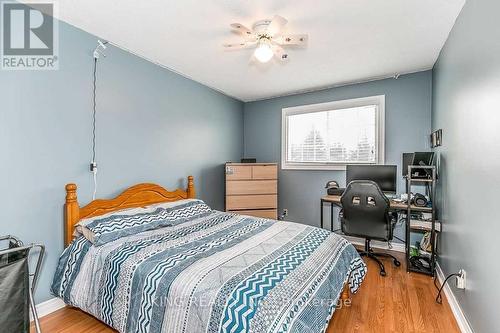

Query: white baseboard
[[344, 235, 406, 253], [435, 263, 474, 333], [32, 297, 66, 320]]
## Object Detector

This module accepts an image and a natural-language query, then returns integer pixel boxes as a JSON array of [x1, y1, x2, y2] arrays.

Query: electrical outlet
[[277, 209, 289, 221], [456, 269, 466, 289]]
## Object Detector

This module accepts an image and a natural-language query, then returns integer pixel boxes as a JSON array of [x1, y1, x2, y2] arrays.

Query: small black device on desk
[[240, 158, 257, 163], [325, 180, 345, 195]]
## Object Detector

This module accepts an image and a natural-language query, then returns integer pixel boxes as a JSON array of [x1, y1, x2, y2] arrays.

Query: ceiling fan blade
[[230, 23, 254, 37], [275, 34, 308, 46], [223, 40, 257, 50], [272, 44, 289, 62], [266, 15, 288, 36]]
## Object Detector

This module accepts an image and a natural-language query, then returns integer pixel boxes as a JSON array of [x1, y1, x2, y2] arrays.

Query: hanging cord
[[91, 57, 98, 199], [434, 272, 460, 304], [90, 40, 107, 200], [92, 57, 97, 165]]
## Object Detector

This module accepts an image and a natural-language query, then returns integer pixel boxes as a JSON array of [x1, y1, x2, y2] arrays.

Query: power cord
[[393, 235, 405, 243], [434, 272, 460, 304], [90, 40, 107, 200], [91, 57, 98, 200], [92, 57, 97, 166]]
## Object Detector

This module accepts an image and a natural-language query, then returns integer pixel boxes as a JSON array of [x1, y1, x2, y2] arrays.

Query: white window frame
[[281, 95, 385, 170]]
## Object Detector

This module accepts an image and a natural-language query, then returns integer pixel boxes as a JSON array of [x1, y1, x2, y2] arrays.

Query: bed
[[51, 176, 366, 333]]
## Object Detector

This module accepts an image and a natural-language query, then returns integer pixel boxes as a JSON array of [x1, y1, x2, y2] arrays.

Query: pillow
[[75, 199, 199, 229], [73, 203, 168, 241], [142, 199, 201, 211], [76, 199, 212, 246]]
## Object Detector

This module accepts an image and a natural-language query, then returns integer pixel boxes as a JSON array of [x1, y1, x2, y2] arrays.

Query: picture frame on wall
[[431, 129, 442, 148]]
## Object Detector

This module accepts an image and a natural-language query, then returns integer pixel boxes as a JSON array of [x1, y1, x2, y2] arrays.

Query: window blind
[[286, 105, 378, 164]]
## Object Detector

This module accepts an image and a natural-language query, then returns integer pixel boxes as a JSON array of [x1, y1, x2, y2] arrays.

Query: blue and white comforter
[[52, 200, 366, 333]]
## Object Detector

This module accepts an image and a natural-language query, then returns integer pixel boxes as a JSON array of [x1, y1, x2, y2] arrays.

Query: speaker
[[327, 188, 345, 196], [412, 193, 428, 207]]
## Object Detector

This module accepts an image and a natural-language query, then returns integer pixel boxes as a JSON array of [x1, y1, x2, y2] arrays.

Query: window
[[281, 95, 385, 170]]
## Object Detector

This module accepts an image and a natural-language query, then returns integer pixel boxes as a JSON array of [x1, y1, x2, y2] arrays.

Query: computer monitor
[[412, 152, 434, 167], [346, 165, 397, 194], [402, 153, 414, 177], [411, 152, 434, 178]]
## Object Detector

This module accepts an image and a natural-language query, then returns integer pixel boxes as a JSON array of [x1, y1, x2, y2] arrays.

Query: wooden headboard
[[64, 176, 196, 246]]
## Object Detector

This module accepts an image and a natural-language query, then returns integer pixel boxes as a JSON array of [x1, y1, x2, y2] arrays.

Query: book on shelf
[[410, 219, 441, 232]]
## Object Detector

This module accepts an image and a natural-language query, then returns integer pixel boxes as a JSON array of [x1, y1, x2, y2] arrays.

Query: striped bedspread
[[52, 200, 366, 333]]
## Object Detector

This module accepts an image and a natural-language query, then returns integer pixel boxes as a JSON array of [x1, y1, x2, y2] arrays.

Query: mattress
[[51, 200, 366, 333]]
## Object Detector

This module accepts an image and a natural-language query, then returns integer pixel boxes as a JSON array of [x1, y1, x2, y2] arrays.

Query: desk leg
[[320, 199, 324, 229], [330, 203, 334, 231]]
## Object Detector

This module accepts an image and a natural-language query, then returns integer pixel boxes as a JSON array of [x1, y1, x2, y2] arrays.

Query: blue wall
[[432, 0, 500, 331], [244, 71, 432, 239], [0, 20, 243, 302]]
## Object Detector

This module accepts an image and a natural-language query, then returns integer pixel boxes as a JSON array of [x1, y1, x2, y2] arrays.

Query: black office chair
[[340, 180, 401, 276]]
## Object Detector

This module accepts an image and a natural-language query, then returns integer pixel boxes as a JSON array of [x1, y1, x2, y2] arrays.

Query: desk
[[320, 195, 431, 230]]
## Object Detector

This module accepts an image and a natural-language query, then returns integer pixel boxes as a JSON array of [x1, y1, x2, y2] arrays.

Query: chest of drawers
[[225, 163, 278, 219]]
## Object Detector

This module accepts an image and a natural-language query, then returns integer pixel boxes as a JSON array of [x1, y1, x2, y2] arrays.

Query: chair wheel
[[394, 260, 401, 267], [380, 270, 387, 276]]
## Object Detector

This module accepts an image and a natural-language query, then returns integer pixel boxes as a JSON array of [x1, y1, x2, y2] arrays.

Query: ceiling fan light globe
[[254, 43, 274, 63]]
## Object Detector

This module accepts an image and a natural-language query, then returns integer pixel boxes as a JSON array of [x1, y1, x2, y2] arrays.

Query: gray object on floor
[[0, 235, 45, 333]]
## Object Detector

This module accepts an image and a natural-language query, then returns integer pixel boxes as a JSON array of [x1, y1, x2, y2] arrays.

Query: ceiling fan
[[223, 15, 308, 63]]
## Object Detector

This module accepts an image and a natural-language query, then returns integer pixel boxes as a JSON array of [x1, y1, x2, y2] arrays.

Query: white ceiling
[[43, 0, 464, 101]]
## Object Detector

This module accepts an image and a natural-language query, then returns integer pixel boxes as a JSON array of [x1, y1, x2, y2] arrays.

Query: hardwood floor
[[33, 307, 116, 333], [33, 251, 459, 333], [327, 250, 460, 333]]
